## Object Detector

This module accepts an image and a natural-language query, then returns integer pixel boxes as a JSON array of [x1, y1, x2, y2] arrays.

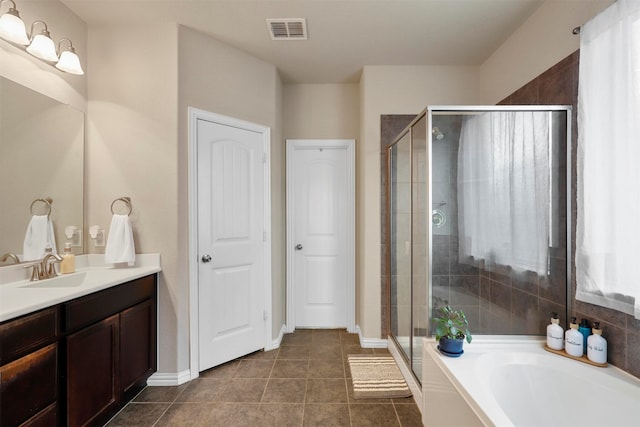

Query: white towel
[[23, 215, 57, 261], [104, 214, 136, 266]]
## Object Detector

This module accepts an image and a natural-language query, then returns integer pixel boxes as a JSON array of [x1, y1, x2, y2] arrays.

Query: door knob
[[201, 254, 212, 263], [295, 244, 303, 250]]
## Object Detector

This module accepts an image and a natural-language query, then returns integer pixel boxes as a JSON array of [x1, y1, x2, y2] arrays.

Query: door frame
[[188, 107, 272, 380], [285, 139, 356, 333]]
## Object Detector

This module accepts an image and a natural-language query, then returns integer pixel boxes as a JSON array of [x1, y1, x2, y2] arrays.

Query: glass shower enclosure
[[387, 106, 571, 383]]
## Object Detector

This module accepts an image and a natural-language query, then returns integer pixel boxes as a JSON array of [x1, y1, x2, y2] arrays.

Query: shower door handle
[[295, 244, 303, 250]]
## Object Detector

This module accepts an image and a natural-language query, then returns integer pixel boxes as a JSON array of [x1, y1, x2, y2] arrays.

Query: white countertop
[[0, 254, 161, 323]]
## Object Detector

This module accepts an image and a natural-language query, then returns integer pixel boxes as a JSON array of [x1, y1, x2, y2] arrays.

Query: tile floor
[[106, 329, 423, 426]]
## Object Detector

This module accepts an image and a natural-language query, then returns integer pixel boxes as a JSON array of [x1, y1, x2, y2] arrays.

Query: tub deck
[[423, 336, 640, 427]]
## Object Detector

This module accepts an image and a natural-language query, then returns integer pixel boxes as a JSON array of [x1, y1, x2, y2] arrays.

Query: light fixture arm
[[57, 37, 74, 53], [28, 19, 49, 40], [0, 0, 19, 13]]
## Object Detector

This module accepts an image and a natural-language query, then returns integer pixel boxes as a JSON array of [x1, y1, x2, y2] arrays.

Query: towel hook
[[110, 196, 132, 216], [30, 197, 53, 217]]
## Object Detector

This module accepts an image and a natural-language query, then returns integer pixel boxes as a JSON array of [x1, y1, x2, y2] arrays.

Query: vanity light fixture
[[56, 38, 84, 75], [0, 0, 84, 75], [0, 0, 29, 45], [26, 20, 58, 62]]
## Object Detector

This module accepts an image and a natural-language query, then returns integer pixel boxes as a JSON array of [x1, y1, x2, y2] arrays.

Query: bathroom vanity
[[0, 255, 160, 426]]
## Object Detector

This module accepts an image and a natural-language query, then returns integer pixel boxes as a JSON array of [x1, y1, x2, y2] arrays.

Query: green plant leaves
[[432, 303, 472, 343]]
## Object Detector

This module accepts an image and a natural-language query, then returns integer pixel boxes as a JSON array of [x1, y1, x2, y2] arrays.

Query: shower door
[[388, 115, 428, 382], [387, 106, 571, 384]]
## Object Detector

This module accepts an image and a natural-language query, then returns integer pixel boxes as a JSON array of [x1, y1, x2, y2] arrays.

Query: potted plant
[[432, 303, 472, 357]]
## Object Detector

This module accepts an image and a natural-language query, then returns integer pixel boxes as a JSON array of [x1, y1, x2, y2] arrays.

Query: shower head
[[432, 127, 445, 141]]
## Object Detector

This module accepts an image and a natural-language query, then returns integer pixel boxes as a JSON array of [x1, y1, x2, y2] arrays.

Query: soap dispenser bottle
[[546, 312, 564, 350], [587, 322, 607, 364], [578, 319, 591, 355], [565, 317, 583, 357], [60, 242, 75, 274]]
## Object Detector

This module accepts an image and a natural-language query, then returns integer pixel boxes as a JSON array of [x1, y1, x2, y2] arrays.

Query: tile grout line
[[151, 381, 190, 427], [258, 357, 277, 405]]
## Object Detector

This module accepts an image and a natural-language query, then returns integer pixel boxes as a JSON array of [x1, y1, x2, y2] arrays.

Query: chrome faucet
[[0, 252, 20, 265]]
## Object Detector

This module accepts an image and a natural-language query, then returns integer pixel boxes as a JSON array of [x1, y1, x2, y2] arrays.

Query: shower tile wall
[[500, 50, 640, 378]]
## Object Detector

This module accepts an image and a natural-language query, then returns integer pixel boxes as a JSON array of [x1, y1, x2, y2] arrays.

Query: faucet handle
[[24, 263, 40, 282], [46, 261, 59, 278]]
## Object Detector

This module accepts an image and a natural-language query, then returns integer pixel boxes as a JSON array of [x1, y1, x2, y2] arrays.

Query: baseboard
[[146, 370, 191, 386], [355, 325, 388, 348], [265, 324, 286, 351]]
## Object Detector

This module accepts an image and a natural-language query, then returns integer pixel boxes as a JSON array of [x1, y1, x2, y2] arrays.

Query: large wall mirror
[[0, 77, 84, 262]]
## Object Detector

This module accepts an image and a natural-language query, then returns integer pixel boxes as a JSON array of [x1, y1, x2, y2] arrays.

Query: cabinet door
[[66, 314, 119, 427], [120, 299, 156, 398], [0, 306, 58, 365], [0, 344, 57, 426]]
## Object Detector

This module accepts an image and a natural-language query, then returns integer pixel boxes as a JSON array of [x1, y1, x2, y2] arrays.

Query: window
[[576, 0, 640, 319]]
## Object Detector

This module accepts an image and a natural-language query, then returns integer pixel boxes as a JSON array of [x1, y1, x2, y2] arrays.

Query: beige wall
[[177, 26, 285, 342], [273, 76, 285, 338], [283, 84, 360, 139], [478, 0, 613, 104], [358, 66, 479, 338], [86, 23, 180, 371]]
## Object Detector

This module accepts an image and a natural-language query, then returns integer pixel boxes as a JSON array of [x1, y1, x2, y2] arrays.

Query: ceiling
[[61, 0, 545, 83]]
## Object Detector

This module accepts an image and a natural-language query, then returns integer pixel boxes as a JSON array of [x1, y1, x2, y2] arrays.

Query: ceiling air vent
[[266, 18, 308, 40]]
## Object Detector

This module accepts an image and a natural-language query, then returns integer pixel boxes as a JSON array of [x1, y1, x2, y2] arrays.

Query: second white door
[[287, 140, 354, 329]]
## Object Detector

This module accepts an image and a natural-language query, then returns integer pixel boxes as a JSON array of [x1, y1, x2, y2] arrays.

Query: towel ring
[[30, 197, 53, 216], [111, 197, 132, 216]]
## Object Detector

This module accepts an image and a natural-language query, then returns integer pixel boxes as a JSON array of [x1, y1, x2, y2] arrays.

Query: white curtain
[[576, 0, 640, 319], [458, 111, 550, 276]]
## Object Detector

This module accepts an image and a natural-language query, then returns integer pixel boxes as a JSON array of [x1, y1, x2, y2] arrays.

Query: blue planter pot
[[438, 337, 464, 357]]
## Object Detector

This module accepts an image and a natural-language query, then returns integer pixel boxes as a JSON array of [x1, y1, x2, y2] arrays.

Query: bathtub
[[422, 336, 640, 427]]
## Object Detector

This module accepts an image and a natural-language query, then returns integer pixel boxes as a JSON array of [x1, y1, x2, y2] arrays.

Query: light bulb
[[56, 49, 83, 75], [0, 4, 29, 45]]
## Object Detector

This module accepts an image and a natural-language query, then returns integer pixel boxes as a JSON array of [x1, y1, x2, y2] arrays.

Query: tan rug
[[347, 355, 412, 399]]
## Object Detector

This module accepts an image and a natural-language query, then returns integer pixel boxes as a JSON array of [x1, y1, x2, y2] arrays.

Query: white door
[[287, 140, 355, 329], [197, 118, 266, 372]]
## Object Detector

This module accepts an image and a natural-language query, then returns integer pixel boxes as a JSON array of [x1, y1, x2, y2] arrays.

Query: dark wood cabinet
[[64, 275, 157, 427], [120, 299, 156, 398], [0, 307, 59, 426], [66, 314, 119, 427], [0, 274, 157, 427], [0, 343, 58, 426]]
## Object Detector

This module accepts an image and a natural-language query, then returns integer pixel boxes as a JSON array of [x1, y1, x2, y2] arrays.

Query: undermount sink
[[19, 271, 88, 288]]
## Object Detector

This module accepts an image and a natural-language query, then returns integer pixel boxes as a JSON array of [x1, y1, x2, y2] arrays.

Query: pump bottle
[[546, 312, 564, 350], [60, 242, 75, 274], [587, 322, 607, 364], [565, 317, 583, 357], [578, 319, 591, 355]]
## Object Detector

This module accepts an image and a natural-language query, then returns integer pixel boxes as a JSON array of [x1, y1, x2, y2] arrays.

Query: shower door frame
[[385, 117, 421, 381], [386, 105, 573, 385]]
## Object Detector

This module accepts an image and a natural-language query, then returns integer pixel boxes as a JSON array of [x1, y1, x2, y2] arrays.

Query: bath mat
[[347, 355, 412, 399]]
